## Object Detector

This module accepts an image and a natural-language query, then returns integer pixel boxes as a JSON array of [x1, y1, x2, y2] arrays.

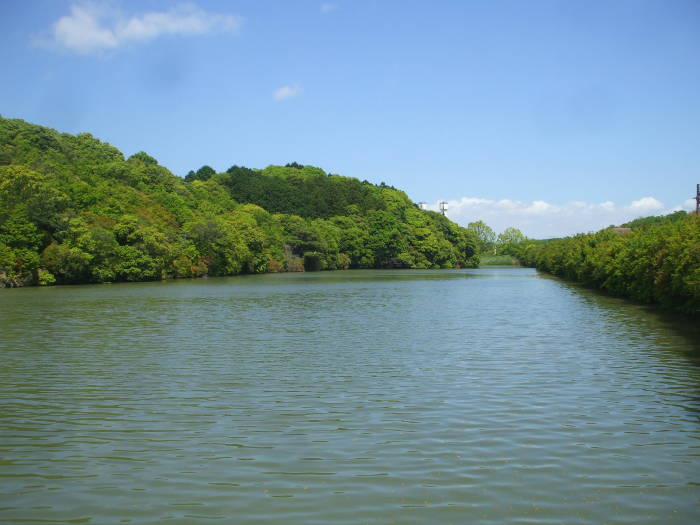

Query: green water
[[1, 268, 699, 524]]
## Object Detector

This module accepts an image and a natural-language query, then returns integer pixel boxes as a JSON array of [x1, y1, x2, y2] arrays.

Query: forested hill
[[203, 163, 389, 219], [0, 116, 478, 287]]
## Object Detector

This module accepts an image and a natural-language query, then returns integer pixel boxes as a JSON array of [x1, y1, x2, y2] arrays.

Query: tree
[[0, 165, 69, 231], [185, 165, 216, 182], [497, 227, 526, 255], [128, 151, 158, 165], [467, 220, 496, 255]]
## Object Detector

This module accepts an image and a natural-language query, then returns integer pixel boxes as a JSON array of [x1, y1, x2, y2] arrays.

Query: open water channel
[[1, 268, 699, 524]]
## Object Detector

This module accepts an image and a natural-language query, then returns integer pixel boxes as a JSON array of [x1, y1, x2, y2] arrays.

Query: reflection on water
[[1, 268, 699, 524]]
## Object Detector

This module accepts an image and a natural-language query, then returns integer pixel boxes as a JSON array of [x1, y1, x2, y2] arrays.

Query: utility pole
[[695, 184, 700, 216], [439, 201, 448, 216]]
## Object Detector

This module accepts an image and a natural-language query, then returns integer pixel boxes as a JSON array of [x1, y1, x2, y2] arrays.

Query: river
[[1, 268, 699, 524]]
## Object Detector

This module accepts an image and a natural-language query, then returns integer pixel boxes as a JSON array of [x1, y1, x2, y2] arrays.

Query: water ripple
[[1, 269, 699, 524]]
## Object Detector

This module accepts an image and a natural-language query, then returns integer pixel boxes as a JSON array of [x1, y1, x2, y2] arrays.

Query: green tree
[[185, 165, 217, 182], [497, 227, 526, 255], [467, 220, 496, 255]]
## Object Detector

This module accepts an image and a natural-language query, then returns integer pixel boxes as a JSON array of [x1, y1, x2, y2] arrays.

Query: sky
[[1, 0, 699, 238]]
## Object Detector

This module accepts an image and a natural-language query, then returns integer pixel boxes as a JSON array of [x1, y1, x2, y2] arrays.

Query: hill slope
[[0, 117, 478, 287]]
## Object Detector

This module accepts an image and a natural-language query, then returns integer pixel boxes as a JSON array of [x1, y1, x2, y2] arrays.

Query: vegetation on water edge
[[4, 115, 694, 316], [514, 212, 700, 315], [0, 117, 479, 287], [479, 255, 519, 266]]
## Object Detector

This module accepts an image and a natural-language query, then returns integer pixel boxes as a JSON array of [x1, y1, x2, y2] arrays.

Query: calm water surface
[[1, 268, 699, 524]]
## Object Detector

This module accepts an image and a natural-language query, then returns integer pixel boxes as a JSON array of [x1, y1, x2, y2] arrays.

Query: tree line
[[464, 220, 526, 257], [513, 212, 699, 315], [0, 117, 479, 287]]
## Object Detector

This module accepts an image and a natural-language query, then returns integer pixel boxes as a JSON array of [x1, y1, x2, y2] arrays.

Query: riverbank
[[478, 254, 520, 266], [516, 213, 700, 316]]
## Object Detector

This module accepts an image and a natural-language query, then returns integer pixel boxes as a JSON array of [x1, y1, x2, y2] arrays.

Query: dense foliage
[[621, 210, 687, 230], [0, 117, 478, 287], [220, 164, 387, 219], [467, 220, 496, 255], [516, 213, 700, 315]]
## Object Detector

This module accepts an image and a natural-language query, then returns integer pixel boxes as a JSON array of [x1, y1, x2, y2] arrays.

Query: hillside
[[0, 117, 478, 287]]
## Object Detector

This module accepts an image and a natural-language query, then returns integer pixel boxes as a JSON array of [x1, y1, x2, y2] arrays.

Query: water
[[1, 268, 699, 524]]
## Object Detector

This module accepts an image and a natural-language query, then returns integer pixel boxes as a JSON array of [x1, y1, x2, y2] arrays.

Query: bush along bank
[[515, 213, 700, 315]]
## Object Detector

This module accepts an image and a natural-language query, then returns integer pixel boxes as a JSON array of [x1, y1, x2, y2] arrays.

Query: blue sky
[[1, 0, 699, 237]]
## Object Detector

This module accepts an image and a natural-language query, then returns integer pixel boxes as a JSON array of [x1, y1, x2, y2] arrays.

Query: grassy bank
[[479, 255, 519, 266]]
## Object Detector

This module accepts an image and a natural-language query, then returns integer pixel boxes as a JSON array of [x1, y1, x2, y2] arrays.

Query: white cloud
[[273, 84, 302, 101], [629, 196, 664, 211], [47, 2, 241, 54], [430, 196, 694, 239], [321, 3, 338, 13]]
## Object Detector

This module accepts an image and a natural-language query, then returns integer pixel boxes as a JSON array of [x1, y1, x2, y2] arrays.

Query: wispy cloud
[[273, 84, 302, 101], [45, 2, 242, 54], [320, 3, 338, 14], [431, 196, 693, 239]]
